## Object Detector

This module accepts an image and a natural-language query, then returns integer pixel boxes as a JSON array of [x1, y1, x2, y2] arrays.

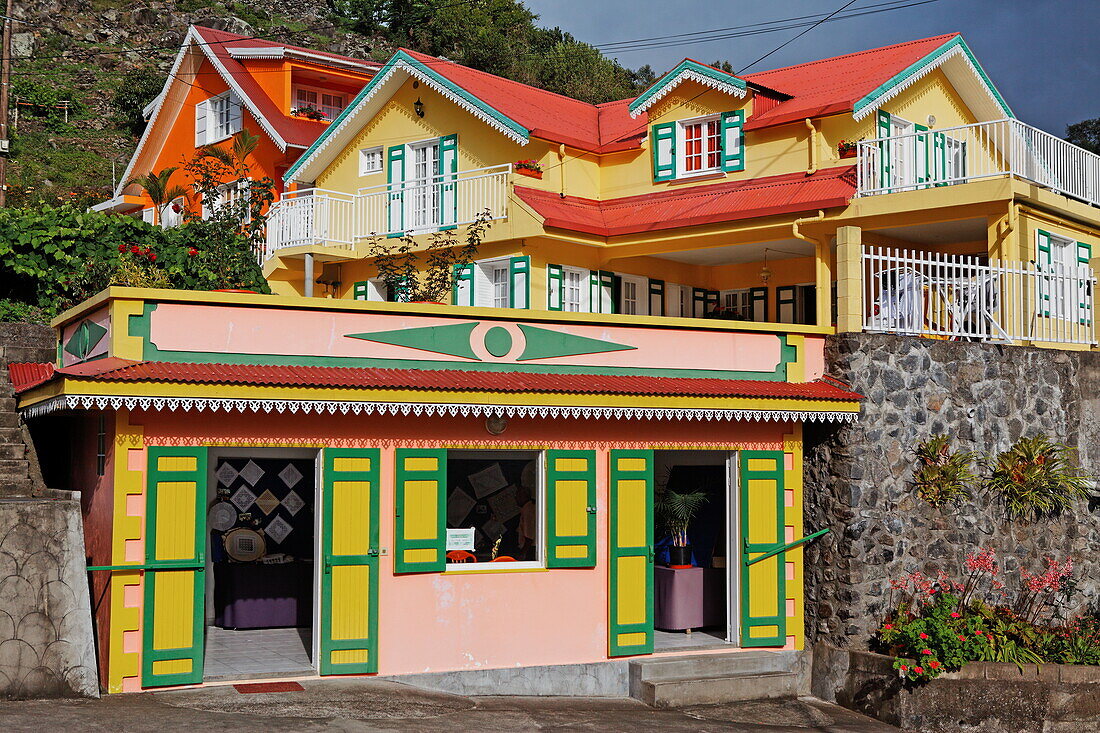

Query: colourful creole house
[[94, 26, 379, 224], [14, 287, 858, 692]]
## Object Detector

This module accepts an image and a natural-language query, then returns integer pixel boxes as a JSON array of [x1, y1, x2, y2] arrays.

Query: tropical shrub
[[984, 435, 1089, 519], [912, 434, 978, 507]]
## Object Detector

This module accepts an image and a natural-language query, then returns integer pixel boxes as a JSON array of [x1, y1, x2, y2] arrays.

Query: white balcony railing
[[265, 164, 511, 260], [863, 245, 1096, 346], [856, 118, 1100, 208]]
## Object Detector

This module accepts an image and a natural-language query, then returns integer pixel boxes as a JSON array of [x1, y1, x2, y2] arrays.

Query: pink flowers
[[965, 547, 998, 575], [950, 612, 961, 618], [929, 661, 941, 670], [919, 633, 929, 640], [883, 624, 893, 631], [914, 666, 924, 674], [921, 649, 932, 655], [899, 665, 908, 672], [958, 635, 967, 641]]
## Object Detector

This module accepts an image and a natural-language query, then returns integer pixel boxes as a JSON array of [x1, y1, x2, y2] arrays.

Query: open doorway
[[203, 449, 319, 681], [652, 450, 732, 652]]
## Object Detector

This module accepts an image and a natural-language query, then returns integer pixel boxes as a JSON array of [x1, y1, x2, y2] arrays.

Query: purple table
[[654, 566, 726, 631], [214, 561, 312, 629]]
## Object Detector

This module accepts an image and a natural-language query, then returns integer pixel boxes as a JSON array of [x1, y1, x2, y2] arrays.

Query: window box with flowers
[[291, 105, 329, 122], [837, 140, 860, 159], [514, 159, 543, 179]]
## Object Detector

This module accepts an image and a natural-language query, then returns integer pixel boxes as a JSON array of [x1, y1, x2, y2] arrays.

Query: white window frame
[[444, 449, 544, 572], [404, 138, 441, 233], [293, 85, 345, 120], [202, 179, 250, 221], [676, 113, 723, 178], [474, 257, 511, 308], [358, 146, 383, 177], [720, 288, 754, 320], [944, 135, 966, 184], [208, 91, 236, 143], [562, 266, 590, 313], [160, 196, 186, 228], [888, 115, 916, 190], [1043, 232, 1079, 320], [618, 274, 648, 316]]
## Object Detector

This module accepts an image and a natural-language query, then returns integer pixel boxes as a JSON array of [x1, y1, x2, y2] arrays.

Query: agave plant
[[912, 434, 978, 507], [984, 435, 1090, 520], [656, 490, 708, 548]]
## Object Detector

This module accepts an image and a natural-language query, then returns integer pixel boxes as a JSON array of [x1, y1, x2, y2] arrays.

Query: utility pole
[[0, 0, 13, 207]]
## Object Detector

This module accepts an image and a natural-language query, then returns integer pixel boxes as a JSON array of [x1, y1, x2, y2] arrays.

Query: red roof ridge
[[744, 32, 959, 81], [191, 25, 377, 67]]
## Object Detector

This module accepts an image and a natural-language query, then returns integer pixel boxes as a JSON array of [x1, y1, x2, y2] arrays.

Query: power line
[[739, 0, 863, 74]]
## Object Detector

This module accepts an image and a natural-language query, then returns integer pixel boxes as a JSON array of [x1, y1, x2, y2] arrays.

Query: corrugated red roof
[[514, 166, 855, 237], [741, 33, 958, 130], [8, 362, 55, 393], [10, 360, 862, 402], [192, 26, 379, 148]]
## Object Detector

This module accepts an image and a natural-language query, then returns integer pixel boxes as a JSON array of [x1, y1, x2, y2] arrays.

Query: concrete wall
[[804, 333, 1100, 647], [0, 323, 54, 368], [0, 496, 98, 698]]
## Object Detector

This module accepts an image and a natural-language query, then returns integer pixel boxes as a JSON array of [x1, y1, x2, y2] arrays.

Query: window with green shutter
[[720, 110, 745, 172], [653, 110, 747, 181], [651, 122, 676, 181], [386, 145, 405, 237], [547, 264, 564, 311], [509, 256, 530, 309], [545, 450, 597, 568]]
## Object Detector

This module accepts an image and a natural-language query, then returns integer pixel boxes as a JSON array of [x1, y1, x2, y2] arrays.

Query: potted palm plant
[[657, 489, 708, 569]]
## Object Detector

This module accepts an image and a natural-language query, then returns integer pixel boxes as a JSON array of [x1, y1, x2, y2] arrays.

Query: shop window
[[445, 450, 540, 566]]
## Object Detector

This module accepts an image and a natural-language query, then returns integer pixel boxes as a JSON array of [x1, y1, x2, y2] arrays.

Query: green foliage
[[0, 205, 268, 316], [984, 435, 1090, 519], [367, 212, 489, 302], [912, 434, 978, 507], [655, 489, 708, 547], [12, 72, 85, 131], [111, 67, 165, 136], [0, 298, 50, 324], [1066, 118, 1100, 155]]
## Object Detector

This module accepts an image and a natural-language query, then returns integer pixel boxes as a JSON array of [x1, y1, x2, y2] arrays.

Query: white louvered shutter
[[229, 93, 243, 135], [195, 99, 209, 147]]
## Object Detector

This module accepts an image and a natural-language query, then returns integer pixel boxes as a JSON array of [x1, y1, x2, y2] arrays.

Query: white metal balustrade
[[856, 118, 1100, 208], [264, 164, 511, 260], [863, 245, 1096, 346]]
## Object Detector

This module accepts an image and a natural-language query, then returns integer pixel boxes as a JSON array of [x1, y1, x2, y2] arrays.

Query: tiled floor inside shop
[[204, 626, 314, 681]]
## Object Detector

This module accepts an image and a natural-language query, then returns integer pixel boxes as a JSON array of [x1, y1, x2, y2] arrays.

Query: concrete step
[[0, 478, 33, 495], [0, 459, 31, 479], [629, 651, 806, 708], [0, 398, 16, 411], [0, 443, 26, 459], [0, 411, 18, 428]]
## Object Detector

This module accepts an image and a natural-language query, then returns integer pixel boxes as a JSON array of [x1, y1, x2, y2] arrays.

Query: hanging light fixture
[[413, 97, 425, 118], [759, 248, 772, 283]]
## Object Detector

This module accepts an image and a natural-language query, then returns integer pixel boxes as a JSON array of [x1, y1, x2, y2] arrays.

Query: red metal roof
[[514, 166, 856, 237], [10, 360, 862, 402], [7, 362, 55, 394], [192, 26, 379, 149], [741, 33, 958, 130]]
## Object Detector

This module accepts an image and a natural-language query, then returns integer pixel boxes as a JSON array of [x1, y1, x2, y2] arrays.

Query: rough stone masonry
[[804, 332, 1100, 647]]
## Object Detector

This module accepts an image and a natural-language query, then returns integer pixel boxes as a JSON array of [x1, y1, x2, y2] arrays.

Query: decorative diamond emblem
[[265, 515, 293, 544], [230, 485, 257, 512], [64, 319, 108, 361], [279, 463, 303, 489], [254, 489, 280, 515], [281, 490, 305, 516], [239, 460, 264, 486], [215, 462, 240, 487]]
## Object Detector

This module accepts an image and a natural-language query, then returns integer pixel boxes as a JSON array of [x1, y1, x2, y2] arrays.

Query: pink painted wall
[[137, 409, 790, 675]]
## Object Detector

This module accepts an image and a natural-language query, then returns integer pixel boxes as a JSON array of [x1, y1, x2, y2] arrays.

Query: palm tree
[[195, 129, 260, 177], [127, 167, 189, 226]]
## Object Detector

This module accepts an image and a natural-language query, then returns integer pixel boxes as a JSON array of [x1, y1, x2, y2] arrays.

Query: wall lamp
[[413, 97, 425, 118]]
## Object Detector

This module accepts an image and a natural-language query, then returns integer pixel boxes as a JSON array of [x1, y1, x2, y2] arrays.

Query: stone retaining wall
[[805, 333, 1100, 647], [0, 323, 54, 368]]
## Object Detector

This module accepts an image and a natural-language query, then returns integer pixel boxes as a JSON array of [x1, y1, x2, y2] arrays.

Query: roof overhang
[[285, 50, 530, 184], [226, 46, 380, 73], [90, 194, 145, 213], [852, 35, 1013, 121], [629, 59, 748, 119]]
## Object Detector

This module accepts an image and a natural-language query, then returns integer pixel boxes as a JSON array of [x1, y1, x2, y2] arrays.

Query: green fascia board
[[853, 36, 1014, 120], [285, 50, 529, 182], [629, 59, 748, 116]]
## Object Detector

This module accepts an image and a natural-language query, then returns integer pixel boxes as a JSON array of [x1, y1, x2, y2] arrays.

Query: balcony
[[265, 164, 512, 260], [860, 244, 1096, 346], [855, 119, 1100, 208]]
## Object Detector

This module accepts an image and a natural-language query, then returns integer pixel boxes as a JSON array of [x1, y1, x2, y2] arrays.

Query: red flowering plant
[[513, 159, 543, 173], [877, 550, 1094, 683]]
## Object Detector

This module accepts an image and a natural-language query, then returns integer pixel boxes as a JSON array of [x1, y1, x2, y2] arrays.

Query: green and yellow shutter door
[[608, 449, 654, 657], [739, 450, 787, 647]]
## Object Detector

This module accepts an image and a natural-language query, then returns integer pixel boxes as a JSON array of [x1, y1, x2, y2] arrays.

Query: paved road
[[0, 678, 898, 731]]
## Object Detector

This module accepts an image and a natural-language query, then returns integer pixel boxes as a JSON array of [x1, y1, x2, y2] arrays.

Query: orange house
[[94, 26, 379, 224]]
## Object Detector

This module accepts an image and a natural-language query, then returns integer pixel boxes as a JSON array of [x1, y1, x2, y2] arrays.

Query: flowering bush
[[877, 549, 1097, 682], [291, 105, 328, 121], [514, 159, 543, 173]]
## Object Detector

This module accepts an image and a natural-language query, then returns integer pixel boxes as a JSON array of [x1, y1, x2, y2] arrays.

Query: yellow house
[[270, 33, 1100, 350]]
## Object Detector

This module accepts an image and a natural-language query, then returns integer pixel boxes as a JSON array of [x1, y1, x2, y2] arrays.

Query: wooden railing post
[[835, 226, 863, 333]]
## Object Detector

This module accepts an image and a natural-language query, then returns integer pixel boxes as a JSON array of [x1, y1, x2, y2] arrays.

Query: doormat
[[233, 681, 305, 693]]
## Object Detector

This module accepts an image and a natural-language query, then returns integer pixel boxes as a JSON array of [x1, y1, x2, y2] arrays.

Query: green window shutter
[[353, 281, 369, 301], [651, 122, 676, 181], [590, 270, 613, 313], [749, 286, 768, 322], [394, 448, 446, 573], [1077, 241, 1092, 264], [608, 449, 654, 657], [877, 110, 891, 187], [386, 145, 405, 237], [547, 264, 564, 311], [545, 450, 597, 568], [691, 287, 709, 318], [1036, 230, 1052, 316], [438, 134, 458, 230], [509, 256, 530, 309], [452, 264, 474, 306], [739, 450, 787, 648], [648, 278, 665, 316], [933, 132, 946, 187], [142, 446, 207, 688], [776, 285, 796, 324], [1078, 241, 1093, 325], [913, 123, 929, 187], [320, 448, 380, 675], [611, 273, 623, 314], [720, 109, 745, 172]]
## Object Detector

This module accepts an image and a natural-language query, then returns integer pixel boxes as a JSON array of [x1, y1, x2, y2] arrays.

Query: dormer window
[[294, 87, 345, 120], [651, 110, 744, 182]]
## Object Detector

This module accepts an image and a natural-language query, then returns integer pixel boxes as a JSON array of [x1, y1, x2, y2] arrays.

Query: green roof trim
[[629, 59, 748, 117], [853, 36, 1014, 120], [285, 50, 530, 182]]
